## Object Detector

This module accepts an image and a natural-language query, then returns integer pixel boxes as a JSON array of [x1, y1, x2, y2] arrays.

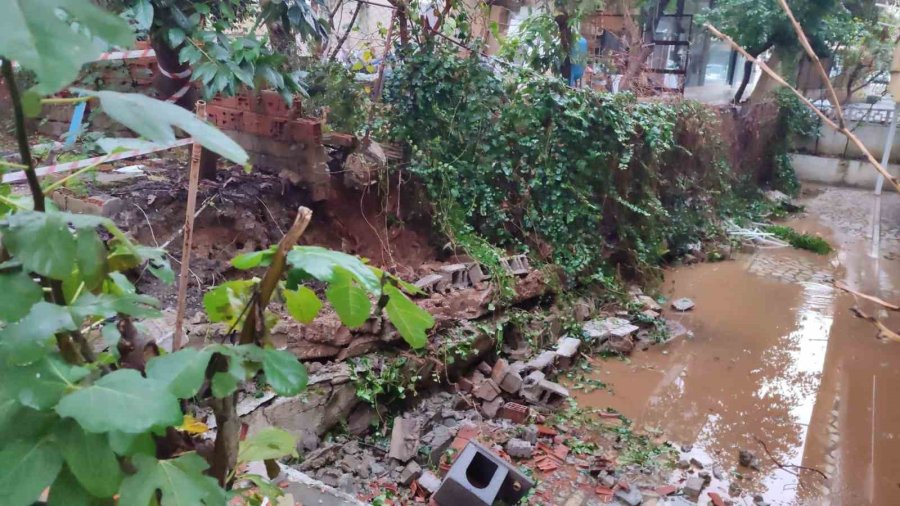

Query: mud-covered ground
[[577, 185, 900, 506]]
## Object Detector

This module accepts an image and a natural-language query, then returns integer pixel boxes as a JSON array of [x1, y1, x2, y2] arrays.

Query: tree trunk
[[150, 33, 198, 109], [748, 52, 781, 104], [555, 13, 572, 80], [733, 59, 754, 104]]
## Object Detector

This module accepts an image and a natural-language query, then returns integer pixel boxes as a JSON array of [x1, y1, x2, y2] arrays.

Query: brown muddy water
[[577, 186, 900, 505]]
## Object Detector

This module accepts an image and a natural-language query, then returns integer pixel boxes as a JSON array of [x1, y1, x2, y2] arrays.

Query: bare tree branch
[[776, 0, 845, 128], [705, 23, 900, 194]]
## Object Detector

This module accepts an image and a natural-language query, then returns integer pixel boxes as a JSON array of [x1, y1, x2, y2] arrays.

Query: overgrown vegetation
[[771, 89, 820, 196], [0, 2, 434, 504], [384, 44, 741, 284], [767, 225, 833, 254]]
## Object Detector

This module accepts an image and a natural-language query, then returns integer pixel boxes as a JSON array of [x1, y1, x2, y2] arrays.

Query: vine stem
[[1, 58, 45, 211], [41, 96, 94, 105]]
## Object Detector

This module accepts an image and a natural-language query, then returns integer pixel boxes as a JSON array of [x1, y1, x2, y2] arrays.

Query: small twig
[[754, 436, 828, 480], [848, 306, 900, 343], [41, 96, 94, 105], [132, 204, 160, 247], [834, 281, 900, 311], [256, 196, 285, 236], [160, 193, 218, 250], [330, 1, 364, 61]]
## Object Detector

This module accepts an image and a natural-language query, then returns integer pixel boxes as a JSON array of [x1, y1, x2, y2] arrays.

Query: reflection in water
[[574, 186, 900, 505], [575, 251, 837, 505]]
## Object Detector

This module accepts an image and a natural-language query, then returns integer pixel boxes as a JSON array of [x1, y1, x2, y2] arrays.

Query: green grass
[[767, 225, 833, 255]]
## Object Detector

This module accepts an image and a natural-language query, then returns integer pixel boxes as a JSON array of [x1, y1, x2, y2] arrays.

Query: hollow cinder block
[[433, 440, 533, 505]]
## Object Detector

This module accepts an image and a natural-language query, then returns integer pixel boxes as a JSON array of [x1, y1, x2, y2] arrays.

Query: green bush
[[383, 44, 739, 283]]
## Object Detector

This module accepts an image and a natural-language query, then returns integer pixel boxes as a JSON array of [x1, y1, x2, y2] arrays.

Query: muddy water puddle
[[577, 187, 900, 505]]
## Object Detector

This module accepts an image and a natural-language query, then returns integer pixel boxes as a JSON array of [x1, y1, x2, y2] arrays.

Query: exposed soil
[[576, 185, 900, 505], [96, 156, 441, 311]]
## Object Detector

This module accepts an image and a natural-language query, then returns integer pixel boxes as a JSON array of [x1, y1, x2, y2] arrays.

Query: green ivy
[[383, 44, 738, 282]]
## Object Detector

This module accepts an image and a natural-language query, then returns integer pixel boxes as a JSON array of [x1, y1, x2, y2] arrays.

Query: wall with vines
[[382, 44, 745, 284]]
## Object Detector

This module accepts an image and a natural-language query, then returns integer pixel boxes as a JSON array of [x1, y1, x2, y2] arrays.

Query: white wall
[[791, 153, 900, 191]]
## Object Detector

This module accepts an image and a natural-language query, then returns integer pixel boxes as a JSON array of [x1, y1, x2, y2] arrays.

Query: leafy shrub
[[383, 44, 738, 282]]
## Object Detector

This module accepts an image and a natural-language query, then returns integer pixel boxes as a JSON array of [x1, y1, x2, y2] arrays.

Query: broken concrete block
[[582, 318, 639, 343], [472, 379, 501, 402], [468, 263, 489, 284], [424, 425, 454, 464], [671, 297, 695, 311], [505, 438, 534, 459], [476, 361, 492, 375], [683, 475, 705, 502], [433, 440, 533, 506], [491, 359, 524, 393], [418, 470, 442, 495], [399, 461, 422, 486], [481, 397, 503, 418], [414, 274, 445, 294], [521, 371, 569, 408], [522, 425, 538, 444], [388, 417, 421, 462], [635, 294, 662, 311], [534, 380, 569, 408], [525, 350, 557, 372], [554, 336, 582, 368], [614, 485, 643, 506]]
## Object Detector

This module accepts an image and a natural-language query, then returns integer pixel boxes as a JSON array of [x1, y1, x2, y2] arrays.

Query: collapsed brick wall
[[207, 91, 329, 201]]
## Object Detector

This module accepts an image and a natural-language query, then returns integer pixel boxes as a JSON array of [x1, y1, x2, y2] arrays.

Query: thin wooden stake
[[173, 101, 207, 351]]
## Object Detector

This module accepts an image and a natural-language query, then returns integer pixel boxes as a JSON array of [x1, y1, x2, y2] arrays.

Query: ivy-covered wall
[[382, 44, 759, 284]]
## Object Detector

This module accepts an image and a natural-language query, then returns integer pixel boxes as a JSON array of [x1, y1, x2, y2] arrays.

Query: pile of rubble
[[284, 301, 704, 505]]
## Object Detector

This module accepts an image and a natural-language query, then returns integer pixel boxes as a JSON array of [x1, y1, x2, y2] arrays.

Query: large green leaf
[[283, 285, 322, 323], [237, 427, 298, 465], [231, 248, 275, 270], [203, 279, 257, 327], [0, 271, 43, 322], [145, 348, 213, 399], [47, 467, 111, 506], [1, 353, 89, 409], [78, 90, 248, 165], [70, 292, 161, 321], [325, 267, 371, 328], [287, 246, 381, 294], [0, 302, 77, 364], [57, 420, 122, 498], [383, 285, 433, 349], [118, 453, 226, 506], [108, 431, 155, 457], [56, 369, 182, 434], [1, 212, 76, 280], [0, 436, 63, 506], [0, 0, 134, 94], [261, 349, 307, 396], [74, 229, 107, 291]]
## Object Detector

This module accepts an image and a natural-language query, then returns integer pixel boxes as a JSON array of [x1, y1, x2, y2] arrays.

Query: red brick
[[498, 402, 528, 424], [655, 485, 677, 496], [291, 118, 322, 143]]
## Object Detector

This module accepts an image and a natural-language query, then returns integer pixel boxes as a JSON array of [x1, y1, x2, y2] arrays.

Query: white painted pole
[[871, 101, 897, 258]]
